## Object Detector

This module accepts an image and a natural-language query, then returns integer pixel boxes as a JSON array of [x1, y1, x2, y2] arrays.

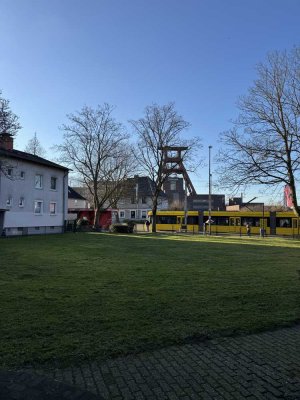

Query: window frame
[[119, 210, 125, 219], [35, 174, 43, 189], [19, 197, 25, 207], [141, 210, 147, 219], [34, 200, 43, 215], [130, 210, 136, 219], [49, 202, 57, 215], [50, 177, 57, 190]]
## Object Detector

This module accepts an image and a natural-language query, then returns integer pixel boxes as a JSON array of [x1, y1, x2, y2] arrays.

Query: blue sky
[[1, 0, 299, 201]]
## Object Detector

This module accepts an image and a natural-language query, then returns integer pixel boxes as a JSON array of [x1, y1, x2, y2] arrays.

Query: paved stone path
[[29, 325, 300, 399], [0, 369, 103, 400]]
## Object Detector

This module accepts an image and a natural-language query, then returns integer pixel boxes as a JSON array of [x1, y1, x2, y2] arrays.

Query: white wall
[[0, 158, 68, 232]]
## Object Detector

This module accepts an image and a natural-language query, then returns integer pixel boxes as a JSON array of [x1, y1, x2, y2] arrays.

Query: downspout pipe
[[63, 170, 68, 232]]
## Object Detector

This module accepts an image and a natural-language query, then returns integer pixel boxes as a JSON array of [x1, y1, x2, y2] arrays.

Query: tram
[[148, 210, 300, 236]]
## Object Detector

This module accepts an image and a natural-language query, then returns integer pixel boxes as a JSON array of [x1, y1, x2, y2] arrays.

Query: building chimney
[[0, 133, 14, 150]]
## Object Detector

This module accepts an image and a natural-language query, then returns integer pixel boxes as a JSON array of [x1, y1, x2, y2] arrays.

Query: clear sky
[[1, 0, 299, 201]]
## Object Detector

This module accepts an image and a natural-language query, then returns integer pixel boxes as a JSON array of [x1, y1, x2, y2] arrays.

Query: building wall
[[0, 159, 68, 235], [188, 194, 226, 211], [117, 196, 168, 220], [68, 198, 87, 209]]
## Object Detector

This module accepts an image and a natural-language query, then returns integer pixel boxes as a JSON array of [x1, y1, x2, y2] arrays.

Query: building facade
[[117, 176, 168, 221], [0, 135, 68, 236]]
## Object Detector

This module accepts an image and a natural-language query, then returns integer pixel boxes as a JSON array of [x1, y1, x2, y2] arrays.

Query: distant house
[[117, 175, 168, 221], [0, 133, 68, 236], [68, 186, 89, 210], [67, 176, 168, 224], [68, 186, 115, 228]]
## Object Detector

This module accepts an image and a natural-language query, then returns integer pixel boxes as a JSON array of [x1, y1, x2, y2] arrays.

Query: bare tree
[[0, 90, 21, 136], [56, 104, 134, 227], [0, 91, 22, 177], [130, 103, 201, 232], [25, 132, 46, 157], [218, 48, 300, 215]]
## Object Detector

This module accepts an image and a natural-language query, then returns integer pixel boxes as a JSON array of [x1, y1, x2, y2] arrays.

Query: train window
[[230, 218, 235, 226], [157, 215, 177, 224], [187, 216, 198, 225], [276, 218, 291, 228], [241, 217, 260, 227], [215, 217, 229, 225]]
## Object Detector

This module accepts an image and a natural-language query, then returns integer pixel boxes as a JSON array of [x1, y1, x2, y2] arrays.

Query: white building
[[0, 134, 68, 236], [117, 176, 168, 221]]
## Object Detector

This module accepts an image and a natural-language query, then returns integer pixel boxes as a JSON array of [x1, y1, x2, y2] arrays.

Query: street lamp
[[208, 145, 212, 235]]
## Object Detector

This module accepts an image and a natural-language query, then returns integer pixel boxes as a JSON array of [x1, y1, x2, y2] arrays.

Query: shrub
[[76, 218, 90, 226], [110, 223, 134, 233], [76, 218, 92, 232]]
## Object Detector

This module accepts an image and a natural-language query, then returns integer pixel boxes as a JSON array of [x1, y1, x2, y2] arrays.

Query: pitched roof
[[0, 148, 69, 171], [68, 186, 86, 200]]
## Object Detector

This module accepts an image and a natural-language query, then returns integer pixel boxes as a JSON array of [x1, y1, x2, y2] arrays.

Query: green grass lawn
[[1, 232, 300, 368]]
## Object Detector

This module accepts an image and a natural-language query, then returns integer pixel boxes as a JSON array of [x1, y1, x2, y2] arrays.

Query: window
[[187, 216, 199, 225], [50, 177, 57, 190], [35, 174, 43, 189], [19, 197, 24, 207], [241, 217, 260, 227], [157, 215, 177, 224], [276, 218, 291, 228], [35, 227, 40, 230], [6, 197, 12, 207], [131, 196, 136, 204], [119, 210, 125, 219], [141, 196, 147, 204], [141, 210, 147, 219], [50, 202, 56, 215], [34, 200, 43, 214], [130, 210, 136, 219], [20, 171, 25, 179], [7, 168, 13, 177]]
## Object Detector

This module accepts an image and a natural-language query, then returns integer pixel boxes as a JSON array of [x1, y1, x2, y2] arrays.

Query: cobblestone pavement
[[30, 325, 300, 399], [0, 369, 103, 400]]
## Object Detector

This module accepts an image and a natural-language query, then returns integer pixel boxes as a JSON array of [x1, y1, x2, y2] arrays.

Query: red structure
[[284, 185, 294, 208], [73, 209, 116, 229]]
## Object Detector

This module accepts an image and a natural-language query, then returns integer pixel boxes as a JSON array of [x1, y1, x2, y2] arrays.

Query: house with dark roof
[[0, 133, 69, 236], [68, 186, 89, 210], [117, 175, 168, 221]]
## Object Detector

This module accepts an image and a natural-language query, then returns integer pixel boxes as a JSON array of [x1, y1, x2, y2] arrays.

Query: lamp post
[[136, 182, 139, 221], [208, 145, 212, 235]]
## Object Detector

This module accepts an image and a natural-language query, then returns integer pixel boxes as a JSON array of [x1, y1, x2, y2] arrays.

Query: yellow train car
[[148, 210, 300, 237]]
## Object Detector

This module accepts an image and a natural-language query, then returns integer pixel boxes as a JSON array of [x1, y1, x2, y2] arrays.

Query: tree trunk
[[289, 180, 300, 217], [93, 207, 101, 228], [152, 195, 158, 233]]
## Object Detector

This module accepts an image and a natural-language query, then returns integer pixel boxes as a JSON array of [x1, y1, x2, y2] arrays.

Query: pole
[[208, 145, 212, 235], [262, 202, 265, 237], [184, 179, 188, 226], [136, 183, 139, 220]]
